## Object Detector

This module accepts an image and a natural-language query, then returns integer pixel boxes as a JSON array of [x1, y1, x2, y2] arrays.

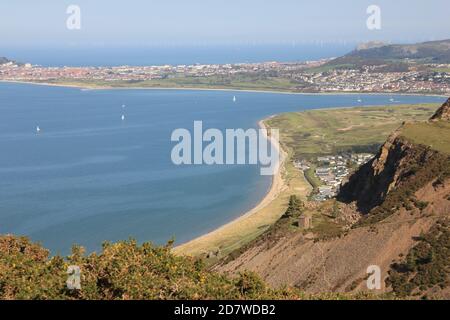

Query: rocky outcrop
[[218, 128, 450, 298], [430, 98, 450, 121], [337, 132, 446, 214], [338, 98, 450, 214]]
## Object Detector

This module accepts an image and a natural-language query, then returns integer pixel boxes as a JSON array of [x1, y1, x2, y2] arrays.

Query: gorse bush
[[386, 219, 450, 298], [282, 195, 304, 219], [0, 236, 265, 300], [0, 235, 366, 300]]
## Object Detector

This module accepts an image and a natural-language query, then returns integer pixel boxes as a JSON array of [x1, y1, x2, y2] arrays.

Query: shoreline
[[0, 80, 447, 98], [1, 80, 445, 257], [173, 119, 289, 256]]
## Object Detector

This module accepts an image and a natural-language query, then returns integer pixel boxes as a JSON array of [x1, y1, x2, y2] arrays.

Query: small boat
[[233, 96, 236, 102], [122, 104, 126, 108], [389, 98, 395, 102], [121, 115, 125, 121], [36, 126, 41, 133], [357, 98, 362, 103]]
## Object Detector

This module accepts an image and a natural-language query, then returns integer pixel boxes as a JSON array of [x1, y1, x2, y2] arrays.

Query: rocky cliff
[[217, 101, 450, 299], [430, 97, 450, 121], [337, 132, 449, 218]]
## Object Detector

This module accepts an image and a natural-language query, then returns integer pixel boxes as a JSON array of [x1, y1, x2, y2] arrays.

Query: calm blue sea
[[0, 44, 355, 67], [0, 82, 445, 254]]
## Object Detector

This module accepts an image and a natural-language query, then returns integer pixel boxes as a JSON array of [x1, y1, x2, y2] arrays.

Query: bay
[[0, 82, 444, 254]]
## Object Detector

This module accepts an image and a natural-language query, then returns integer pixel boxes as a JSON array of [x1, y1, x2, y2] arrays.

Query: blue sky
[[1, 0, 449, 47]]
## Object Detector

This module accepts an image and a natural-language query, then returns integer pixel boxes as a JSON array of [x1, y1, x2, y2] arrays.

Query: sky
[[0, 0, 449, 48]]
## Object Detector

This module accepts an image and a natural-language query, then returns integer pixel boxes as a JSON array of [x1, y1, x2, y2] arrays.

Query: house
[[317, 156, 330, 163], [316, 167, 331, 176]]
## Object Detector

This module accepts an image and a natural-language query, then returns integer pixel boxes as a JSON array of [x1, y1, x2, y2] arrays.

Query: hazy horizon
[[1, 0, 449, 48]]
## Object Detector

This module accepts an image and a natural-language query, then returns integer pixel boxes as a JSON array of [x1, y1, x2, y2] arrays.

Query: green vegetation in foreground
[[386, 219, 449, 299], [266, 104, 439, 160], [401, 121, 450, 155], [0, 235, 386, 300]]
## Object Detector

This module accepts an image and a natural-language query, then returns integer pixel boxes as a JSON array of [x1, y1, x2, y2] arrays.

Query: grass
[[305, 200, 345, 240], [400, 121, 450, 155], [431, 67, 450, 73], [41, 75, 300, 92], [266, 104, 440, 161], [304, 165, 322, 190]]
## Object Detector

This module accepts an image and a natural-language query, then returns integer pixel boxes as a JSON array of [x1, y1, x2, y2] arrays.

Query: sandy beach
[[173, 119, 293, 257]]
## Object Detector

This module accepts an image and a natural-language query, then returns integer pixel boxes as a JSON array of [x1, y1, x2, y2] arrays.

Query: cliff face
[[339, 99, 450, 215], [218, 110, 450, 298], [430, 98, 450, 121], [337, 133, 447, 214]]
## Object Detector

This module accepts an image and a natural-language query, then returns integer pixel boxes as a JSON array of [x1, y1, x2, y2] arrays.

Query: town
[[1, 58, 449, 95], [294, 153, 374, 201]]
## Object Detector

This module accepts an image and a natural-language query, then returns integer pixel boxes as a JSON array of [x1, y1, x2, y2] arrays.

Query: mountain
[[216, 100, 450, 299], [326, 39, 450, 68]]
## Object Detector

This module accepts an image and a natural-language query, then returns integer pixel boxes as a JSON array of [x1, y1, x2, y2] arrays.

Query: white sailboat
[[121, 114, 125, 121], [233, 96, 236, 103], [357, 98, 362, 103], [36, 126, 41, 133]]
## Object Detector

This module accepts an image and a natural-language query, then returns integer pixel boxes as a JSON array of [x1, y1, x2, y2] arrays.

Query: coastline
[[1, 79, 444, 257], [2, 79, 444, 257], [173, 119, 291, 257], [0, 80, 447, 98]]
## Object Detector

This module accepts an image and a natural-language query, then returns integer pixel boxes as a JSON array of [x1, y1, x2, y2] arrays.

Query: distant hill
[[0, 57, 12, 65], [326, 39, 450, 69]]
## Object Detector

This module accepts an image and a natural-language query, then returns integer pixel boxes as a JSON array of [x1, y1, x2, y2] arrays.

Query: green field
[[266, 103, 441, 160], [400, 121, 450, 154], [432, 67, 450, 73], [41, 74, 300, 92]]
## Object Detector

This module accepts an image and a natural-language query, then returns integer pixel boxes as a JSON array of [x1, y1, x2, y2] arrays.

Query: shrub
[[0, 234, 357, 300], [386, 219, 449, 298]]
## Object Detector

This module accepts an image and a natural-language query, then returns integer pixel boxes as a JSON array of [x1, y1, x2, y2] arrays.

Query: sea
[[0, 44, 355, 67]]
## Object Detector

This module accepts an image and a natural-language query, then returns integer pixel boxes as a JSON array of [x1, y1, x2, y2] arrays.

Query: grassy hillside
[[266, 103, 439, 160], [326, 39, 450, 68], [401, 121, 450, 155]]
